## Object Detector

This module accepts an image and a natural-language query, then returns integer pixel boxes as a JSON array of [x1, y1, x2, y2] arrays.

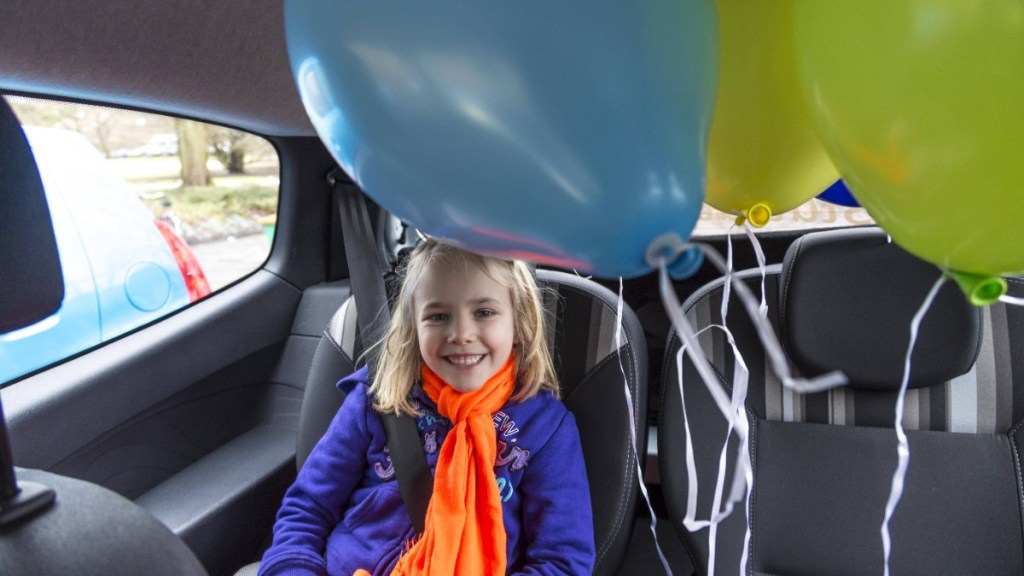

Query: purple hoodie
[[258, 366, 595, 576]]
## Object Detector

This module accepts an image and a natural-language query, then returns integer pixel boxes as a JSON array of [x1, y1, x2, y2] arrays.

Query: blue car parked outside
[[0, 126, 210, 385]]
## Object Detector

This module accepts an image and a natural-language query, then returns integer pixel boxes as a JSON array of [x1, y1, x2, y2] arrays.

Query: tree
[[8, 97, 115, 157], [176, 119, 210, 186], [208, 127, 252, 174]]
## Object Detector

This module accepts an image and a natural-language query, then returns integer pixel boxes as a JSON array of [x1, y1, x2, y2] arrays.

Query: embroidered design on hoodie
[[492, 410, 530, 471], [408, 402, 535, 501], [373, 446, 395, 480], [493, 410, 520, 436], [493, 410, 533, 502], [495, 440, 531, 473], [415, 399, 451, 434], [423, 430, 438, 455]]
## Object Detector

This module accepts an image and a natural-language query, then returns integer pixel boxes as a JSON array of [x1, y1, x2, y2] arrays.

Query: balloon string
[[660, 265, 751, 575], [653, 236, 846, 403], [998, 294, 1024, 306], [736, 221, 766, 573], [722, 226, 734, 323], [653, 236, 843, 575], [700, 241, 846, 393], [660, 264, 734, 418], [881, 273, 945, 576], [704, 324, 753, 576], [615, 279, 673, 575], [713, 225, 755, 576], [722, 222, 768, 322], [742, 222, 769, 319]]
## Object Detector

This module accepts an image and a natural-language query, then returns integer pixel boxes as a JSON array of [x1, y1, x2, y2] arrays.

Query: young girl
[[258, 238, 595, 576]]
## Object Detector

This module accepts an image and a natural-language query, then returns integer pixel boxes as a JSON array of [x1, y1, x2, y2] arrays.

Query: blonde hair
[[370, 238, 558, 416]]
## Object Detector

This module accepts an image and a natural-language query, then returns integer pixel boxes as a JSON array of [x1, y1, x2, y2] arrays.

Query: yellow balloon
[[792, 0, 1024, 277], [705, 0, 839, 227]]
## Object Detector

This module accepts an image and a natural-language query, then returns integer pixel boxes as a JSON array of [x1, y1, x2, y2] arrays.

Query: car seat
[[239, 267, 648, 575], [658, 226, 1024, 575]]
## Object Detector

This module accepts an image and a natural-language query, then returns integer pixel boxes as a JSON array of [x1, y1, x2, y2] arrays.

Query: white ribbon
[[881, 274, 945, 576], [652, 236, 847, 402], [614, 279, 674, 575], [722, 226, 734, 327], [650, 233, 847, 576], [998, 294, 1024, 306], [672, 321, 751, 576], [742, 222, 769, 320]]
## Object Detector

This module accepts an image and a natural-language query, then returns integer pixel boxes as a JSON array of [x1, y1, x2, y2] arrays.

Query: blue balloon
[[285, 1, 717, 279], [817, 179, 860, 207]]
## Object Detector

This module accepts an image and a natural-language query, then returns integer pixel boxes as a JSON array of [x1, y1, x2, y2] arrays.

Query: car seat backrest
[[297, 268, 647, 576], [295, 296, 360, 468], [659, 227, 1024, 576], [780, 227, 983, 392]]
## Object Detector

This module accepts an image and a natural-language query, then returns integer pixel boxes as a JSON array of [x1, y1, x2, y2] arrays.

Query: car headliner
[[0, 0, 316, 137]]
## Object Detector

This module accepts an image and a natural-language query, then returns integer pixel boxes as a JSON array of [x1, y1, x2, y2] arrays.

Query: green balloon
[[792, 0, 1024, 279]]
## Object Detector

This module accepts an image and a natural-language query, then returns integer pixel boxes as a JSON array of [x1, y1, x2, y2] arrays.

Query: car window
[[1, 95, 280, 386], [692, 198, 875, 236]]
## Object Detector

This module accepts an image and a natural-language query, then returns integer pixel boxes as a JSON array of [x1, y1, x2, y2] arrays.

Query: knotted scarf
[[357, 353, 515, 576]]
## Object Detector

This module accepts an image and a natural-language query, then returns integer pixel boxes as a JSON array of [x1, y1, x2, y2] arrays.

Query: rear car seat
[[659, 227, 1024, 575]]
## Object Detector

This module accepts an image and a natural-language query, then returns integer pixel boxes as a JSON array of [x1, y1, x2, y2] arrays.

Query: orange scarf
[[358, 353, 515, 576]]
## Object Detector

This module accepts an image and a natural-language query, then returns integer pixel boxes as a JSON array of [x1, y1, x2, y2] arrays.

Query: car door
[[1, 102, 349, 575]]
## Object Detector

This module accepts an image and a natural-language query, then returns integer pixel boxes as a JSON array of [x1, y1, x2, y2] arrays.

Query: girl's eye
[[475, 309, 495, 318], [425, 313, 448, 322]]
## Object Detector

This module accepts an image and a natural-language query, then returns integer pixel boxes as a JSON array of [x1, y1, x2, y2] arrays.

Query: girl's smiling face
[[413, 259, 516, 393]]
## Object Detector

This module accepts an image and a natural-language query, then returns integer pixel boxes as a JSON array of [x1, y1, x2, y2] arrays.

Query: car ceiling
[[0, 0, 316, 137]]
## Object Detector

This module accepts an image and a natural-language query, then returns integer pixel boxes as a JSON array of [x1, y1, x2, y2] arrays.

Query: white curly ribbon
[[998, 294, 1024, 306], [648, 233, 846, 576], [721, 222, 769, 320], [882, 274, 945, 576], [674, 322, 751, 576], [614, 278, 674, 575]]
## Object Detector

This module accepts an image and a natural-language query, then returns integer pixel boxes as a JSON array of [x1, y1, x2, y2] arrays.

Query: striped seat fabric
[[659, 227, 1024, 576], [674, 269, 1024, 435]]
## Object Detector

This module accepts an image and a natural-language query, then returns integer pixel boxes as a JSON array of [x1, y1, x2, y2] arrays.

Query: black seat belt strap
[[331, 169, 390, 360], [329, 168, 433, 534], [380, 413, 432, 533]]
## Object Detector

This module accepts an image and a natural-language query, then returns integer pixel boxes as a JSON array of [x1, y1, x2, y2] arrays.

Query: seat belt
[[329, 168, 433, 534]]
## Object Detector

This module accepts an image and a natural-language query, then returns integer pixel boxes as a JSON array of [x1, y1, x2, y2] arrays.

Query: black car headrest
[[0, 97, 63, 333], [779, 227, 981, 391]]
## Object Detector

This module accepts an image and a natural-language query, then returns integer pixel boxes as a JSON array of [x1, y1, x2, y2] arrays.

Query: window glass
[[692, 198, 875, 236], [1, 95, 279, 386]]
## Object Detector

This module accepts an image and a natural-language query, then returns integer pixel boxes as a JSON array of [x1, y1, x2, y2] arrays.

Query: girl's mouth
[[446, 354, 484, 367]]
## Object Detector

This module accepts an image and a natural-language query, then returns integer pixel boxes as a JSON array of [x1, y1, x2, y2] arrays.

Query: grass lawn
[[107, 154, 280, 226]]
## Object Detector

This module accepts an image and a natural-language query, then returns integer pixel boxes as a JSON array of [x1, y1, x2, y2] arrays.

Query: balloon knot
[[945, 270, 1007, 307], [646, 233, 703, 279], [746, 203, 772, 228]]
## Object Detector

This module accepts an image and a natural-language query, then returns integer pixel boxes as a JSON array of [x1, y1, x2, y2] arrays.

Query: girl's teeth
[[449, 355, 483, 366]]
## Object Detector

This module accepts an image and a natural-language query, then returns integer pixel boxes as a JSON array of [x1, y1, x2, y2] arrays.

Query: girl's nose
[[447, 314, 475, 343]]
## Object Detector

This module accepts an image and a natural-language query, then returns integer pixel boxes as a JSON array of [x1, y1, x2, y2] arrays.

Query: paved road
[[189, 232, 272, 292]]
